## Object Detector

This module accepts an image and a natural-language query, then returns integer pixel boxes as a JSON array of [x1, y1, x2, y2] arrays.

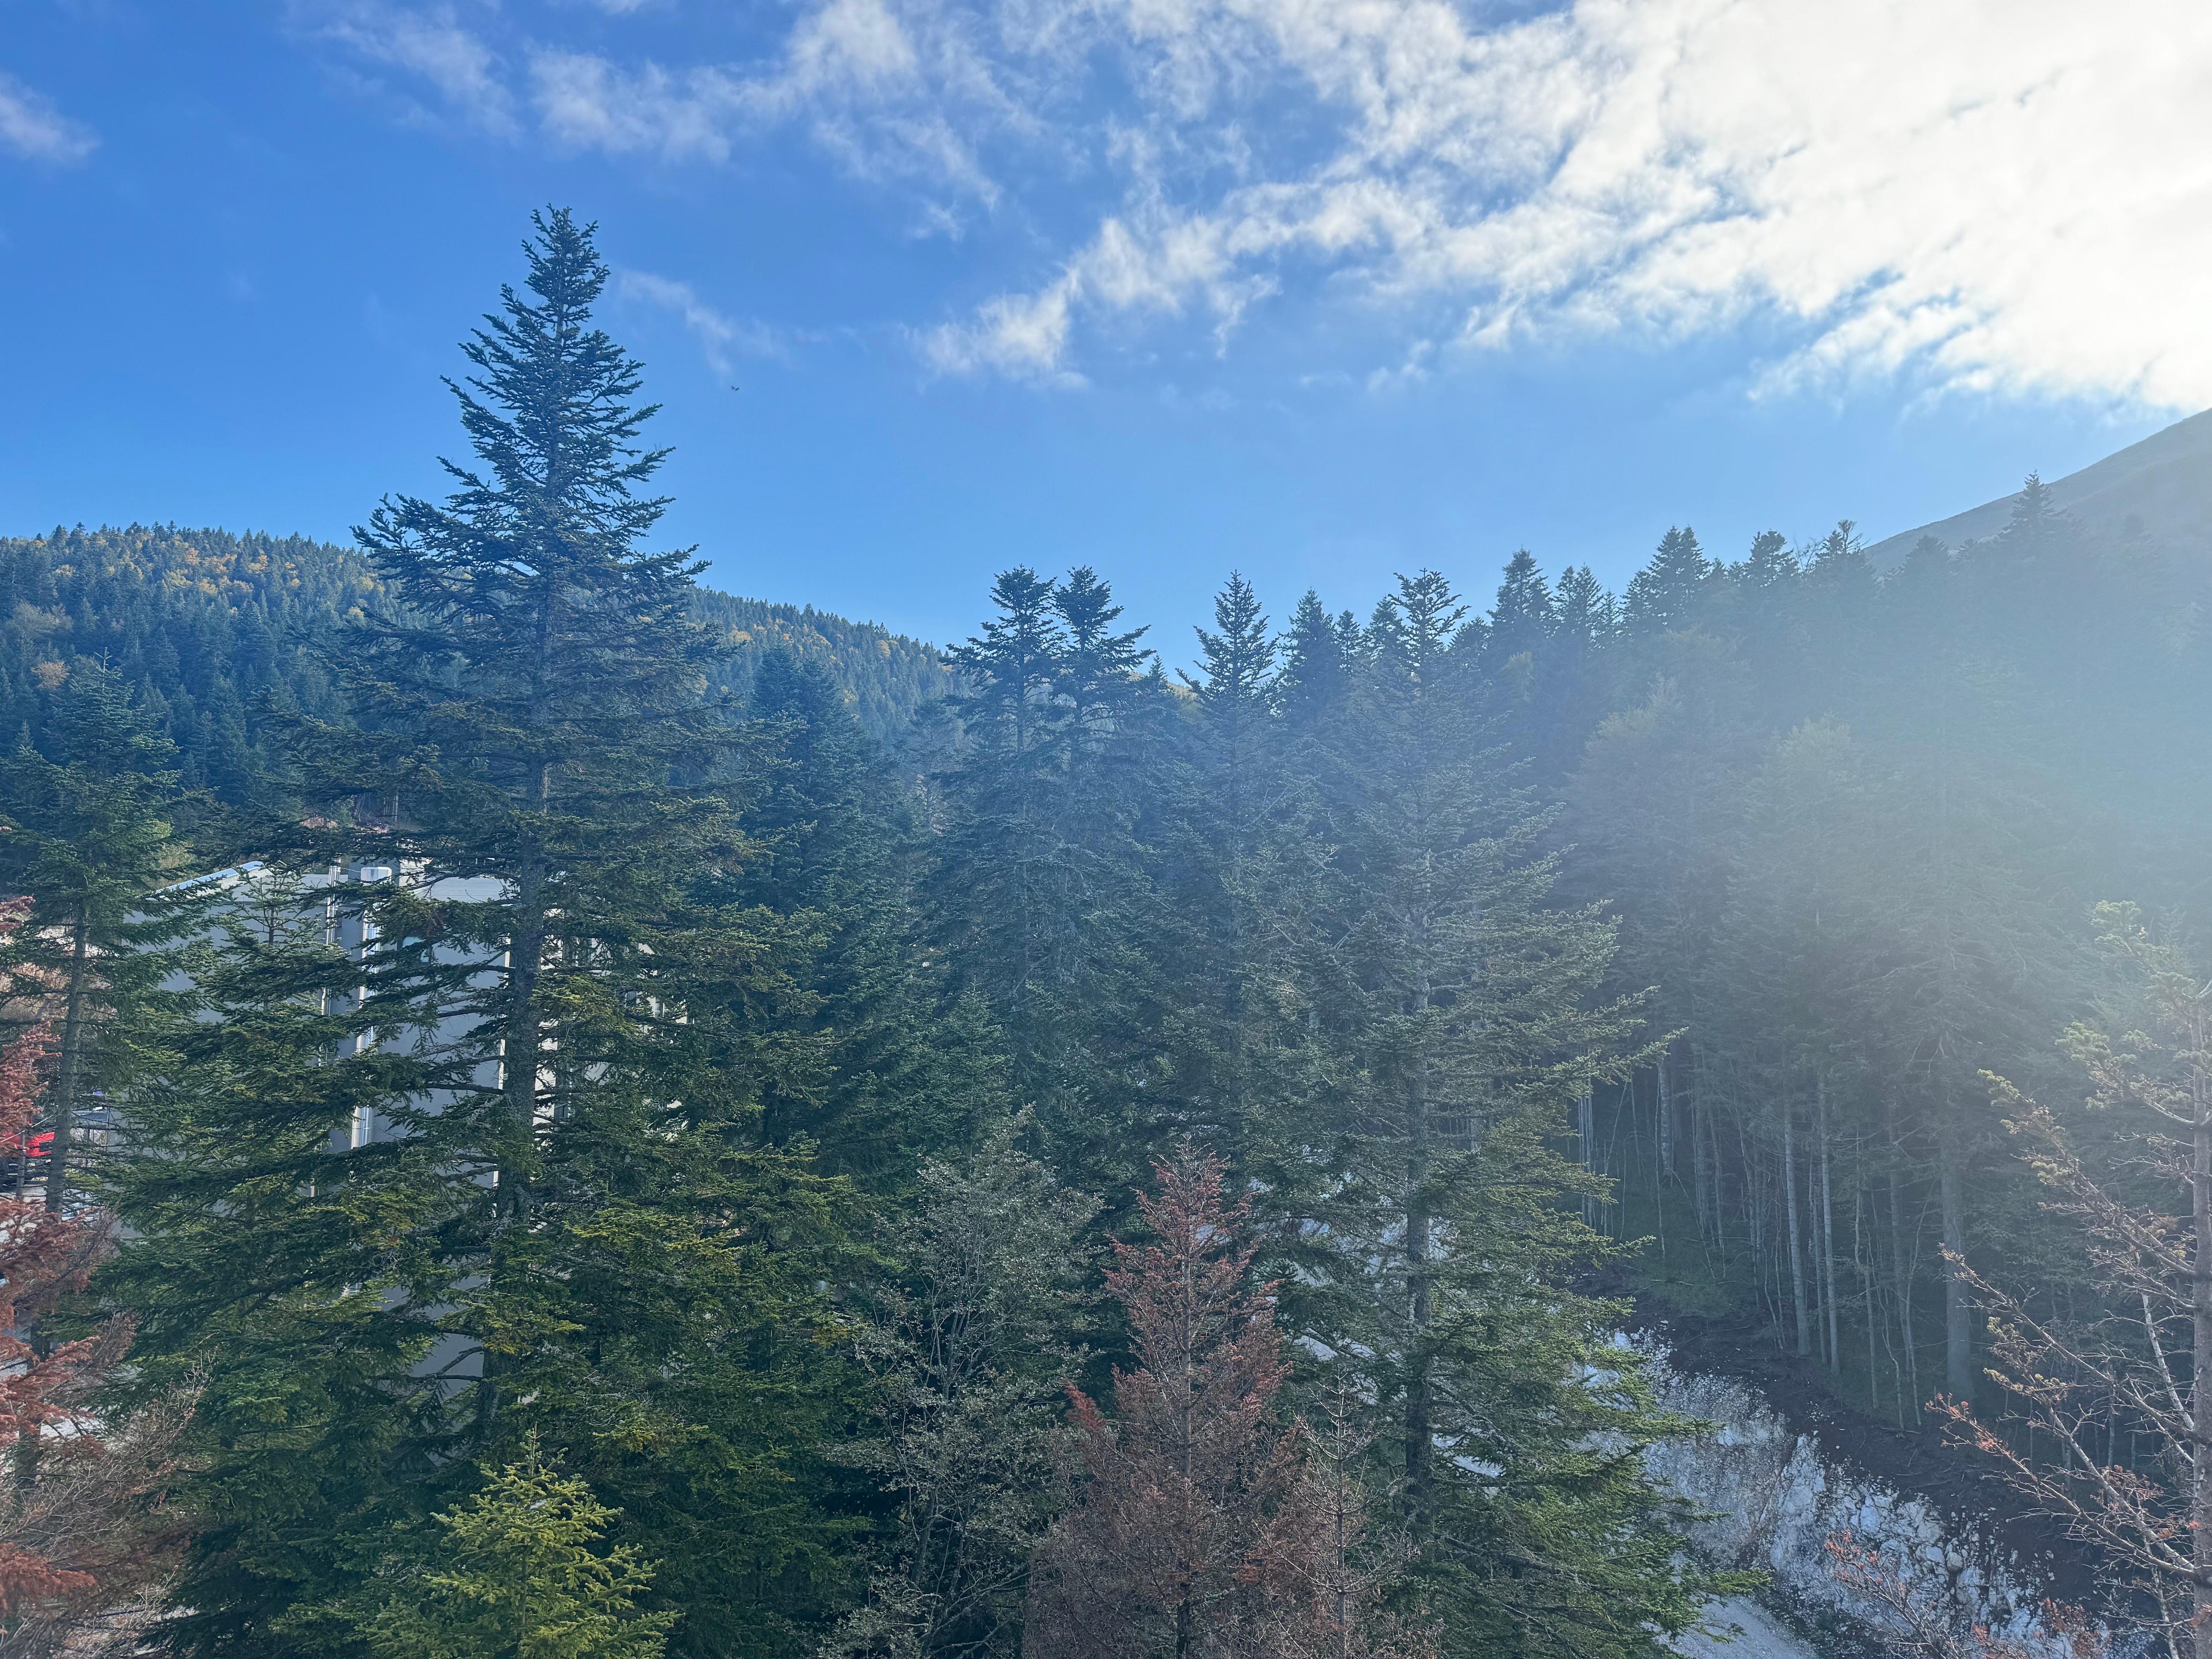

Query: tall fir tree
[[1282, 572, 1721, 1658], [1276, 591, 1354, 739], [1482, 549, 1555, 672], [1166, 574, 1287, 1153], [102, 210, 858, 1658], [726, 649, 993, 1183], [0, 657, 203, 1213], [1552, 565, 1613, 649], [936, 568, 1170, 1196], [1480, 551, 1568, 766], [1622, 526, 1714, 637]]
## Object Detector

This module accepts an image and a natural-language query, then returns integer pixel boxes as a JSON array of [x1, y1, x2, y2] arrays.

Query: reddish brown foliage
[[0, 1016, 115, 1504], [1024, 1143, 1414, 1659], [0, 1020, 50, 1136], [0, 1020, 195, 1653]]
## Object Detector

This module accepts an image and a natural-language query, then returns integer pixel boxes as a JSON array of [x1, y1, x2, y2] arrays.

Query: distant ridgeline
[[687, 585, 955, 741], [0, 524, 954, 799]]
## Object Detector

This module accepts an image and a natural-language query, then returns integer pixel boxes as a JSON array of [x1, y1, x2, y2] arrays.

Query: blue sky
[[1, 1, 2203, 651]]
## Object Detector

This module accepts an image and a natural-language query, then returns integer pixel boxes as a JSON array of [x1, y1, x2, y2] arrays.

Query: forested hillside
[[1864, 407, 2212, 564], [4, 208, 2209, 1659], [0, 524, 952, 804], [1522, 503, 2212, 1415]]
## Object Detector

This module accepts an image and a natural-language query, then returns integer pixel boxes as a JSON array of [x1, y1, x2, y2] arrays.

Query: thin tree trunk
[[1706, 1071, 1728, 1266], [484, 669, 559, 1441], [1885, 1099, 1916, 1426], [1858, 1176, 1878, 1414], [1404, 987, 1434, 1539], [1738, 1112, 1768, 1324], [1691, 1072, 1712, 1244], [1819, 1074, 1840, 1369], [1578, 1093, 1597, 1230], [500, 726, 558, 1222], [1405, 1166, 1432, 1537], [44, 915, 90, 1215], [1888, 1168, 1916, 1425], [1333, 1427, 1351, 1659], [501, 888, 546, 1215], [1784, 1097, 1810, 1358], [1938, 1108, 1973, 1401], [1603, 1079, 1631, 1241], [1657, 1056, 1675, 1178]]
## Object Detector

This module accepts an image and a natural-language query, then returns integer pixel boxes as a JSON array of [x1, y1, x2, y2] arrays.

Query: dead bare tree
[[1937, 904, 2212, 1659], [1823, 1533, 2100, 1659]]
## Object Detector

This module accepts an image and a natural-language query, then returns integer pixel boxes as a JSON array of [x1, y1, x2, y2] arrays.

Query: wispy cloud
[[919, 207, 1273, 384], [0, 73, 97, 163], [615, 270, 795, 374], [531, 0, 1003, 204], [305, 2, 516, 134], [531, 53, 744, 160], [917, 0, 2212, 407], [920, 275, 1083, 385], [296, 0, 2212, 407]]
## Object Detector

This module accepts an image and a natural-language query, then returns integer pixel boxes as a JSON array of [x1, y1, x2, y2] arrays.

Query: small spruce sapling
[[364, 1434, 677, 1659]]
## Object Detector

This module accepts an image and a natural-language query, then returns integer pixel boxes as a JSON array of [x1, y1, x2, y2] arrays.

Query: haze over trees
[[0, 207, 2206, 1655]]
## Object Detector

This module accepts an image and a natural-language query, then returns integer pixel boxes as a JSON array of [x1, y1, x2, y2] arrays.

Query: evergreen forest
[[4, 209, 2210, 1659], [0, 518, 952, 802]]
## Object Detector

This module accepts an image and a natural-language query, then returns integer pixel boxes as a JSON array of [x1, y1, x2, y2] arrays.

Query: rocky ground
[[1633, 1305, 2110, 1659]]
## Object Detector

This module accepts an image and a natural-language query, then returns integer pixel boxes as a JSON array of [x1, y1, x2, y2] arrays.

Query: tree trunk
[[1858, 1178, 1879, 1414], [1578, 1093, 1597, 1230], [1885, 1170, 1908, 1426], [501, 895, 546, 1217], [1938, 1110, 1972, 1401], [44, 916, 89, 1215], [1704, 1060, 1728, 1264], [1404, 1047, 1433, 1541], [1783, 1098, 1810, 1358], [1738, 1114, 1764, 1302], [1657, 1057, 1675, 1178], [1691, 1077, 1712, 1243], [1819, 1075, 1840, 1369], [1889, 1168, 1917, 1426]]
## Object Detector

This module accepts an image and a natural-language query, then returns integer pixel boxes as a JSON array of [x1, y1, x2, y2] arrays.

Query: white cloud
[[920, 202, 1275, 381], [0, 73, 96, 163], [615, 269, 795, 373], [531, 52, 745, 159], [916, 0, 2212, 407], [921, 273, 1083, 383], [532, 0, 1002, 201], [298, 0, 2212, 407], [764, 0, 922, 105], [306, 2, 517, 134]]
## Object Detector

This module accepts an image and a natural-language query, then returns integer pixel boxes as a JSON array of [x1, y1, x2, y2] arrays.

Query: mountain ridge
[[1865, 407, 2212, 564], [0, 524, 954, 803]]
